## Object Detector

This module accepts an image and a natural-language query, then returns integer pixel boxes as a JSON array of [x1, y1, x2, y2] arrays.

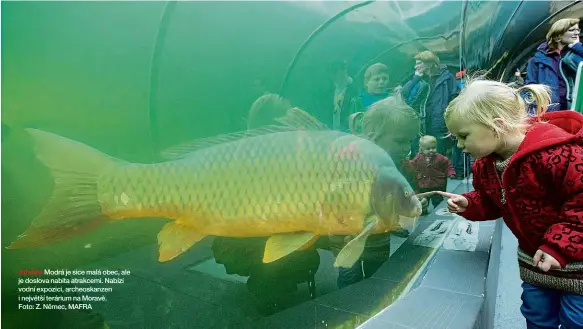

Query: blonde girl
[[437, 78, 583, 329]]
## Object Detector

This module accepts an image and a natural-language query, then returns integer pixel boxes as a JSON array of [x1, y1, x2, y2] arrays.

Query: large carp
[[8, 109, 421, 268]]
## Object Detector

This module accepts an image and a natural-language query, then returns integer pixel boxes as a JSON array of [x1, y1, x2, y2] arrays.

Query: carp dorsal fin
[[160, 107, 327, 160], [157, 222, 206, 262], [160, 126, 286, 160], [274, 107, 328, 131]]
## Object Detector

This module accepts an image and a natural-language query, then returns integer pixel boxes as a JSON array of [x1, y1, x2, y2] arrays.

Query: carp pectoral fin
[[333, 215, 379, 268], [157, 222, 206, 262], [263, 232, 316, 263]]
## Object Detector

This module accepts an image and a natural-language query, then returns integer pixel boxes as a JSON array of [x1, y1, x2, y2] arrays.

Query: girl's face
[[448, 120, 499, 159], [375, 126, 418, 162]]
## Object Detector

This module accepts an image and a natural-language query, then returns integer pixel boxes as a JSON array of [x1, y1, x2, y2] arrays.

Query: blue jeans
[[520, 282, 583, 329]]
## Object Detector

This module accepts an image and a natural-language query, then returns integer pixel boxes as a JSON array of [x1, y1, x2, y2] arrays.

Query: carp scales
[[7, 109, 422, 268]]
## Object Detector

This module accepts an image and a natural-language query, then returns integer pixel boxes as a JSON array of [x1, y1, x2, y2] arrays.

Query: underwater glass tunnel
[[2, 1, 583, 328]]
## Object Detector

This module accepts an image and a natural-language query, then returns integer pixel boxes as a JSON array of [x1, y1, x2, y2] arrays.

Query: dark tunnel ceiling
[[153, 0, 583, 97], [278, 0, 583, 93], [143, 0, 583, 140]]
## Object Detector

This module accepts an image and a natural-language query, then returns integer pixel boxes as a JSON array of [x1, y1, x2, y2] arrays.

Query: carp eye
[[404, 190, 410, 198]]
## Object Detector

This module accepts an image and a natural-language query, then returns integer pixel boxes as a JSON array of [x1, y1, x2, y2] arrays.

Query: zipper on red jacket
[[492, 162, 507, 204]]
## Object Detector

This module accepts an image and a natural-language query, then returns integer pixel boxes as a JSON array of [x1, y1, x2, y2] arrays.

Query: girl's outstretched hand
[[435, 191, 469, 213]]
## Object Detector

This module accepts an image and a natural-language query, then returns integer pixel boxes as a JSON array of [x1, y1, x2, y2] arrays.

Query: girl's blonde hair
[[547, 18, 580, 52], [444, 76, 551, 136], [349, 95, 419, 142]]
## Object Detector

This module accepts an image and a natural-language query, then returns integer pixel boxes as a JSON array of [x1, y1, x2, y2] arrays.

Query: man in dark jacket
[[328, 60, 359, 131], [401, 51, 459, 158]]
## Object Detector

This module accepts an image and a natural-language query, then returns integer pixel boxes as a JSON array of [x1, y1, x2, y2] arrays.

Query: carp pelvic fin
[[334, 215, 379, 268], [157, 222, 206, 262], [263, 231, 316, 263], [297, 235, 320, 251]]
